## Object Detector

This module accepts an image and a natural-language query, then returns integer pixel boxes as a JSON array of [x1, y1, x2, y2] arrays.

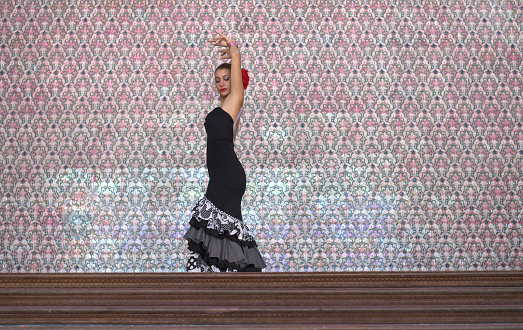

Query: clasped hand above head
[[209, 31, 239, 60]]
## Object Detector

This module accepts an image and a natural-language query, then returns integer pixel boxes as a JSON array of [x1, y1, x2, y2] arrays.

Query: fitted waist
[[207, 140, 237, 158]]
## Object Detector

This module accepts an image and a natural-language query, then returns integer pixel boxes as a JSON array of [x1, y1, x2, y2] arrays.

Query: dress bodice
[[205, 106, 244, 141]]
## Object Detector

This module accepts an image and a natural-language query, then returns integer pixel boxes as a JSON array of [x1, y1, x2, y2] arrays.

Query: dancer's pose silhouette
[[184, 31, 266, 272]]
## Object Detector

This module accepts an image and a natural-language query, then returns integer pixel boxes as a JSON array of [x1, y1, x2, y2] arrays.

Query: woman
[[183, 32, 266, 272]]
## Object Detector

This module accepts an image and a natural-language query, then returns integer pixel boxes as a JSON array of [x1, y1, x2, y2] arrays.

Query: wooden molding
[[1, 272, 522, 326]]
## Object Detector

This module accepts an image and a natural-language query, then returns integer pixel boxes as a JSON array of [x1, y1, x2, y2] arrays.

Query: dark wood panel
[[2, 287, 523, 307], [1, 272, 522, 326]]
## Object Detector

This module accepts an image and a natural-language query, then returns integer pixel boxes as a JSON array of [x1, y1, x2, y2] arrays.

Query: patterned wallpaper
[[1, 0, 522, 272]]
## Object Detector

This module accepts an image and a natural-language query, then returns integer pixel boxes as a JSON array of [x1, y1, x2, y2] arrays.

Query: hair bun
[[241, 68, 249, 90]]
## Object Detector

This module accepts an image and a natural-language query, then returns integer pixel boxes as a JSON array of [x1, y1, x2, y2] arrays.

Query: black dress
[[184, 107, 266, 272]]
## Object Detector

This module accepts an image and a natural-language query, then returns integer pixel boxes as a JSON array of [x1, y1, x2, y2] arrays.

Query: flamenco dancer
[[183, 31, 267, 272]]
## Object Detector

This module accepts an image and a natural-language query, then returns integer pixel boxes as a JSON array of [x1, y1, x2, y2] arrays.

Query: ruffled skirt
[[183, 196, 266, 272]]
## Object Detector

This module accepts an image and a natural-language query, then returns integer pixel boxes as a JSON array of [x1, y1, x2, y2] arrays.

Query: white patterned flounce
[[184, 196, 266, 272], [189, 196, 255, 244]]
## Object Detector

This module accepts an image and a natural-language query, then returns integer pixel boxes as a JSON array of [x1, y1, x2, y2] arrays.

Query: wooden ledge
[[1, 272, 522, 326]]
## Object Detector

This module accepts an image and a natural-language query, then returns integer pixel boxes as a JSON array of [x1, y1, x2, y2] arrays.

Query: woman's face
[[215, 69, 231, 97]]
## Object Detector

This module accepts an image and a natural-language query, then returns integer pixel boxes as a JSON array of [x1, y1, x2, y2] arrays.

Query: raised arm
[[209, 31, 244, 120]]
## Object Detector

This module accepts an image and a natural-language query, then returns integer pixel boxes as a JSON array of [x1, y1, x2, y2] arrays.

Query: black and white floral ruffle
[[184, 196, 266, 272]]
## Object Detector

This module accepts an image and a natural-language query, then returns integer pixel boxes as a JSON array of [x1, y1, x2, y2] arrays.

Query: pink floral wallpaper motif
[[0, 0, 522, 272]]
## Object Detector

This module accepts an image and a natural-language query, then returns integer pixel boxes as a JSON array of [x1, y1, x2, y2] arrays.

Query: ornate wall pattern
[[0, 0, 522, 272]]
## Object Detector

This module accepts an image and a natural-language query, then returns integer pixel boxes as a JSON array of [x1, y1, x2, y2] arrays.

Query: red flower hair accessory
[[241, 68, 249, 90]]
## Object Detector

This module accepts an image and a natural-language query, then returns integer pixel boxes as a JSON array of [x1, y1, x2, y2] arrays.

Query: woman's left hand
[[209, 31, 238, 59], [208, 31, 233, 48]]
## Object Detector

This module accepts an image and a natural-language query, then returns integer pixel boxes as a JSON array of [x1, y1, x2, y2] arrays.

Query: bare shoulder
[[221, 94, 244, 120]]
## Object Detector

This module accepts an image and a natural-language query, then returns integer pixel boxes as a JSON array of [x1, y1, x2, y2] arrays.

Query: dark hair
[[215, 63, 231, 73]]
